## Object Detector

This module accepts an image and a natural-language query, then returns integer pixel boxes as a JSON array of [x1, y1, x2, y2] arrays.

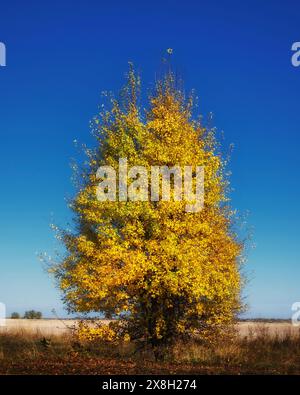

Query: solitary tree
[[24, 310, 42, 319], [11, 312, 20, 319], [52, 66, 243, 349]]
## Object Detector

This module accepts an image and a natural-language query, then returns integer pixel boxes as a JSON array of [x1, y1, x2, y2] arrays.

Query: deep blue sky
[[0, 0, 299, 318]]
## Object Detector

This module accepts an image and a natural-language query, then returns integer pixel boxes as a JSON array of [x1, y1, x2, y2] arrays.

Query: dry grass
[[1, 324, 300, 374], [2, 319, 298, 338]]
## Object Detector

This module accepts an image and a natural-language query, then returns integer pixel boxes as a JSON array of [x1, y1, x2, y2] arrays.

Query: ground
[[1, 319, 300, 374]]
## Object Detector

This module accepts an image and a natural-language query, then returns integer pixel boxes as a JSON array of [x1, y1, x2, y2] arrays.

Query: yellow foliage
[[78, 322, 117, 342], [52, 67, 243, 346]]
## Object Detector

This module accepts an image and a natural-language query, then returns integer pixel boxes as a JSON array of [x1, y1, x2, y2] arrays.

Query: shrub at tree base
[[77, 321, 131, 343]]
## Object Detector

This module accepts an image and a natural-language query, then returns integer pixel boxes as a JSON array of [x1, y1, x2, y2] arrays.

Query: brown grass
[[1, 324, 300, 374]]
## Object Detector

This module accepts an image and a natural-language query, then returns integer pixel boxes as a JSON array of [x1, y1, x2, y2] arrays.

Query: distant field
[[1, 319, 299, 338], [0, 319, 79, 336], [238, 321, 299, 338]]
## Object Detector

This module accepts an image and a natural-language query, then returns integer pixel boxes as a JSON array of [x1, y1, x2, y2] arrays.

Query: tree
[[24, 310, 42, 319], [11, 312, 20, 319], [52, 66, 243, 348]]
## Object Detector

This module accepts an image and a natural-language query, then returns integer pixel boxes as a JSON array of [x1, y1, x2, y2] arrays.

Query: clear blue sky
[[0, 0, 299, 318]]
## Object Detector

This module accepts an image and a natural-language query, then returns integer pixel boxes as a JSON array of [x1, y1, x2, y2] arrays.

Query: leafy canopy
[[52, 66, 243, 346]]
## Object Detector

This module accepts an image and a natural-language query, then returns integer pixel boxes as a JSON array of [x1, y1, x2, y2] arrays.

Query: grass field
[[1, 320, 300, 374], [1, 319, 298, 338]]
